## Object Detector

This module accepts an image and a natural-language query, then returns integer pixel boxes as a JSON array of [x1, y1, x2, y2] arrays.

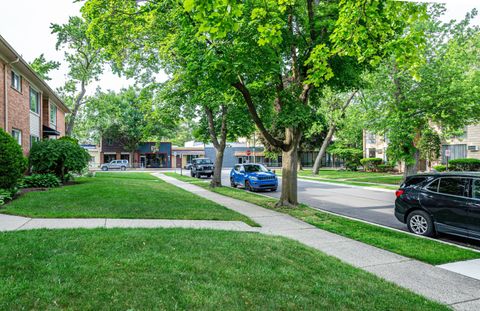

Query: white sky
[[0, 0, 478, 96]]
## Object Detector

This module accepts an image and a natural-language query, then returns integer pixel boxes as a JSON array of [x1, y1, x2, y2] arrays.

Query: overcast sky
[[0, 0, 478, 95]]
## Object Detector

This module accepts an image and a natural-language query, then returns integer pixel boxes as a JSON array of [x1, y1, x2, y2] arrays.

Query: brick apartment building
[[0, 34, 69, 154]]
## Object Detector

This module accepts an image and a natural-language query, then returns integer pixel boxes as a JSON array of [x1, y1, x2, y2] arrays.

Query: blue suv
[[230, 163, 278, 192]]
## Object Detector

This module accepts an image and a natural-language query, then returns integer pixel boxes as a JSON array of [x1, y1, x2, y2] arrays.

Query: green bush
[[329, 147, 363, 171], [377, 164, 395, 173], [29, 137, 90, 182], [0, 128, 27, 189], [360, 158, 383, 172], [448, 158, 480, 171], [0, 188, 17, 206], [433, 165, 446, 172], [19, 174, 61, 188]]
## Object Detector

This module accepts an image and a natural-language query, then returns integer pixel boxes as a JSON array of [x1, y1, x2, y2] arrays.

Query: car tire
[[406, 210, 436, 237], [230, 177, 237, 188], [196, 173, 200, 178], [121, 166, 126, 171], [245, 180, 255, 192], [102, 167, 108, 171], [191, 170, 194, 177]]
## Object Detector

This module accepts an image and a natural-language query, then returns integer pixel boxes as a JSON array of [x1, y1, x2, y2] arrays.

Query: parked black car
[[395, 173, 480, 241], [190, 158, 214, 178]]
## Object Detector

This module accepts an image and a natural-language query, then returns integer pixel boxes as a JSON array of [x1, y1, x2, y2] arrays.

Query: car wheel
[[245, 180, 255, 192], [121, 166, 126, 171], [230, 177, 237, 188], [196, 173, 200, 178], [407, 210, 435, 237], [102, 167, 108, 171], [191, 170, 194, 177]]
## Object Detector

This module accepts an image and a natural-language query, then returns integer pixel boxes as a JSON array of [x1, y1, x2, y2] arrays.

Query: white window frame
[[49, 103, 57, 128], [11, 70, 22, 92], [30, 87, 40, 114], [30, 135, 40, 148], [12, 129, 22, 146]]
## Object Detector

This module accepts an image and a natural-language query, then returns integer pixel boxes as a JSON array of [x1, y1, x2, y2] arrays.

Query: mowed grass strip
[[1, 172, 257, 226], [165, 173, 480, 265], [0, 228, 448, 310]]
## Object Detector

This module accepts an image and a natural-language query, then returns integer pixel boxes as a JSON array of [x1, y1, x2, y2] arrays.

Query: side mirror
[[272, 170, 276, 174]]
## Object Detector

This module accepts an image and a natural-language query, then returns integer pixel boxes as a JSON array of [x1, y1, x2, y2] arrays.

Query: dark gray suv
[[190, 158, 214, 178]]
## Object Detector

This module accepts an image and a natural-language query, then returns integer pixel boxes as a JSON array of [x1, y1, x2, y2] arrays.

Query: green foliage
[[29, 139, 90, 182], [360, 158, 383, 172], [0, 129, 27, 189], [448, 158, 480, 171], [377, 164, 395, 173], [29, 54, 60, 81], [329, 147, 363, 171], [0, 188, 16, 206], [19, 174, 61, 189], [433, 165, 446, 172], [418, 129, 441, 165]]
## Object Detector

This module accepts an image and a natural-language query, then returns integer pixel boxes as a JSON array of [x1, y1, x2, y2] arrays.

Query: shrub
[[29, 137, 90, 182], [0, 128, 28, 189], [360, 158, 383, 172], [19, 174, 61, 188], [433, 165, 446, 172], [448, 158, 480, 171], [377, 164, 395, 173], [329, 147, 363, 171], [0, 188, 15, 206]]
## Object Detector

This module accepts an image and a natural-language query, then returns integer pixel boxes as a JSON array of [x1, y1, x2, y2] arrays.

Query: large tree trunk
[[211, 146, 225, 187], [403, 149, 420, 180], [66, 81, 86, 136], [312, 125, 336, 175], [278, 128, 301, 207]]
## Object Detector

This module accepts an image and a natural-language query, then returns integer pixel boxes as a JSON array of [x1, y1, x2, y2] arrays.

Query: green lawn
[[0, 228, 447, 310], [1, 172, 256, 226], [165, 173, 480, 265]]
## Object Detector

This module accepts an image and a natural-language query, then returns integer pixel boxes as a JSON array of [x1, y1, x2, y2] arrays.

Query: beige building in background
[[363, 125, 480, 171]]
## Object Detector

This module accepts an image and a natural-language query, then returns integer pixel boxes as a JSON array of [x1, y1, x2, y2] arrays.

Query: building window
[[366, 132, 376, 144], [30, 135, 40, 148], [11, 71, 21, 92], [12, 129, 22, 145], [30, 88, 40, 114], [50, 104, 57, 127]]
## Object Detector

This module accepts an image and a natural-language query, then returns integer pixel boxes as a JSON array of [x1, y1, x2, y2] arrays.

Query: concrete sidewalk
[[156, 173, 480, 311], [0, 213, 257, 232]]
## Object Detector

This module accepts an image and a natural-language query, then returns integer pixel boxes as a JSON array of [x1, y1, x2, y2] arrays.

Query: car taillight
[[395, 189, 405, 198]]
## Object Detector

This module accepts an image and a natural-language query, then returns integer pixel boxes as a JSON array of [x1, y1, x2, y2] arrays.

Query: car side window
[[438, 178, 470, 197], [234, 165, 240, 172], [425, 179, 439, 192], [472, 180, 480, 199]]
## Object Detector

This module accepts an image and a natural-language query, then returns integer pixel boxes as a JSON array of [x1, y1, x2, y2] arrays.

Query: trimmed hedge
[[377, 164, 395, 173], [0, 128, 27, 189], [19, 174, 61, 188], [0, 188, 16, 206], [448, 158, 480, 171], [29, 138, 90, 182], [433, 165, 446, 172], [360, 158, 383, 172]]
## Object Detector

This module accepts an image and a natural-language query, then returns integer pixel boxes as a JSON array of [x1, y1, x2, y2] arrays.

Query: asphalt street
[[218, 169, 480, 249]]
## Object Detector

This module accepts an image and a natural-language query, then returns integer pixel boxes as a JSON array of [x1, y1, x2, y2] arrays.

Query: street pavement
[[219, 169, 402, 229]]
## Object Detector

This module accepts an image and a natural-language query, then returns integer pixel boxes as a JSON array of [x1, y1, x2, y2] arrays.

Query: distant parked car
[[230, 163, 278, 192], [185, 162, 192, 170], [191, 158, 214, 178], [101, 160, 128, 171], [394, 173, 480, 241]]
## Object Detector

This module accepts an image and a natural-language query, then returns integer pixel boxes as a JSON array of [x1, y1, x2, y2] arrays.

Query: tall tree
[[363, 7, 480, 177], [82, 0, 427, 206], [30, 54, 60, 81], [51, 16, 103, 136]]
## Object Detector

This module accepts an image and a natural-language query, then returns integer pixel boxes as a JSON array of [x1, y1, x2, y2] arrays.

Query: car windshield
[[197, 159, 212, 165], [244, 164, 269, 173]]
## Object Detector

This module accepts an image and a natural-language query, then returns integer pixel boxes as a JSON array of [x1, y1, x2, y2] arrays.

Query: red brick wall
[[7, 66, 31, 154], [0, 60, 4, 131], [57, 107, 66, 137], [42, 98, 49, 126]]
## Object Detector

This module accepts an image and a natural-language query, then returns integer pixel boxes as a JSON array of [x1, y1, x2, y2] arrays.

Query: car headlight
[[250, 176, 258, 180]]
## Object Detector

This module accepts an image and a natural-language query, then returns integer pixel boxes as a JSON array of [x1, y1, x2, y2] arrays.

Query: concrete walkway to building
[[155, 173, 480, 311]]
